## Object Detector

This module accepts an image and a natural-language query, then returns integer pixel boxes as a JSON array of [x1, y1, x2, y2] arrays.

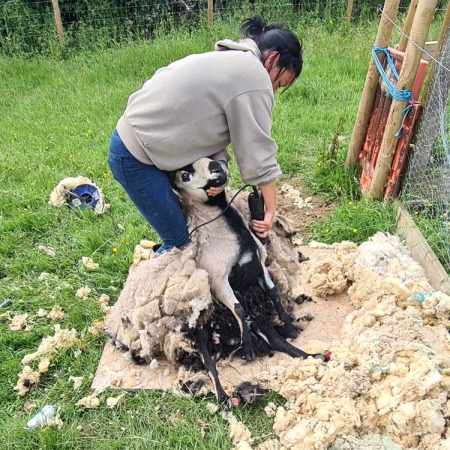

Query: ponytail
[[239, 15, 267, 38], [239, 15, 281, 38], [239, 15, 303, 86]]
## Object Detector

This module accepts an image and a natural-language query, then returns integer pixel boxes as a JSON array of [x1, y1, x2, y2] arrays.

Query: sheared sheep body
[[106, 158, 321, 407], [171, 159, 323, 405]]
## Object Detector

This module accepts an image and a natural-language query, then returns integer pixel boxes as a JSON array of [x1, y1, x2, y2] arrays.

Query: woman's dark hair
[[239, 15, 303, 88]]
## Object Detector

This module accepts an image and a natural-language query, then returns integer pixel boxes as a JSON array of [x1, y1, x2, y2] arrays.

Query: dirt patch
[[276, 175, 336, 232]]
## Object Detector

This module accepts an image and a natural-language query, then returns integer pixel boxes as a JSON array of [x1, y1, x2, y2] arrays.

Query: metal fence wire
[[0, 0, 414, 55], [401, 24, 450, 274]]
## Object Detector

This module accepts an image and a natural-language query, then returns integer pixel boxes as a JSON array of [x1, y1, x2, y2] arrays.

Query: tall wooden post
[[345, 0, 354, 25], [368, 0, 438, 199], [52, 0, 64, 44], [398, 0, 419, 51], [207, 0, 213, 24], [346, 0, 401, 168]]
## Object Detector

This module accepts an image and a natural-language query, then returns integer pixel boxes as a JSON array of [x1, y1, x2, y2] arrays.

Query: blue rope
[[372, 45, 413, 138]]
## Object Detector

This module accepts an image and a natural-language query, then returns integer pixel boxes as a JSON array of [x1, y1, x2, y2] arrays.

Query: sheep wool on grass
[[15, 325, 78, 396], [4, 312, 31, 331]]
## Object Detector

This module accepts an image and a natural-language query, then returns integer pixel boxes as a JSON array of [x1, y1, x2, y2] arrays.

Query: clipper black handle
[[248, 187, 267, 245]]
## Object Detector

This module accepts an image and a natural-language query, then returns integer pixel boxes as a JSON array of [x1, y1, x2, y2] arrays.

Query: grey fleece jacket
[[116, 39, 282, 186]]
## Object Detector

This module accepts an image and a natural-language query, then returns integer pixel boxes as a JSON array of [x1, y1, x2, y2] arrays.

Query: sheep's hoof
[[241, 347, 256, 361], [284, 323, 298, 339], [180, 377, 206, 395], [220, 397, 232, 410], [236, 382, 267, 404]]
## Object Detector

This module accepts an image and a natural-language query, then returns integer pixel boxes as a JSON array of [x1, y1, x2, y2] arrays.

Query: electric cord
[[187, 184, 250, 238], [152, 184, 252, 254]]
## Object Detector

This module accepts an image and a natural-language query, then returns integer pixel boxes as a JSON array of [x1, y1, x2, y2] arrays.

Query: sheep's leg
[[258, 321, 325, 361], [194, 327, 230, 407], [213, 281, 256, 361], [258, 265, 298, 339]]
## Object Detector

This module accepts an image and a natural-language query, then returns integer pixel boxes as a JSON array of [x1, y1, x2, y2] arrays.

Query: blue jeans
[[107, 128, 191, 253]]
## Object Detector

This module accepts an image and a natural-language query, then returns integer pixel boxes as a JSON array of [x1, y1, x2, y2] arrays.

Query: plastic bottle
[[24, 404, 58, 430]]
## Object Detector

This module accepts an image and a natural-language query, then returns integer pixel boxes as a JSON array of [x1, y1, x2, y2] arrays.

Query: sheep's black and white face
[[174, 158, 227, 202]]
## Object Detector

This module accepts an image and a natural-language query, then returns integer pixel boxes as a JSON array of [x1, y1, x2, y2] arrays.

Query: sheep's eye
[[181, 172, 190, 182]]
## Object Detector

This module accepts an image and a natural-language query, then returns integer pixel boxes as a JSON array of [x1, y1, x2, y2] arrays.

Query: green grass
[[307, 196, 398, 245], [0, 14, 409, 449]]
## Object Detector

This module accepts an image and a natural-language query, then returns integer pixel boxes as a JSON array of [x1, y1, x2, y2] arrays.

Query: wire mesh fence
[[401, 23, 450, 275], [0, 0, 414, 56]]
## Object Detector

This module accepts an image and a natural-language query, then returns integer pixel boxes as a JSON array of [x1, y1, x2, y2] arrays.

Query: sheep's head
[[174, 158, 227, 203]]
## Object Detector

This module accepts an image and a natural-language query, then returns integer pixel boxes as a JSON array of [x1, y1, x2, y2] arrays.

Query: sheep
[[173, 159, 303, 354], [106, 158, 324, 408], [171, 158, 325, 405]]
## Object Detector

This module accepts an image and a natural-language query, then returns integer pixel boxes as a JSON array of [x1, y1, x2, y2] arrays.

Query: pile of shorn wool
[[256, 232, 450, 450]]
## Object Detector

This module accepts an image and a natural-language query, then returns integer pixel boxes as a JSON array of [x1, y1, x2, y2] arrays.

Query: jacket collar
[[214, 38, 262, 60]]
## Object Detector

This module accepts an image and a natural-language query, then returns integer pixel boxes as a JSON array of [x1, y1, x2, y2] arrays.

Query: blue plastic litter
[[409, 290, 436, 302], [69, 184, 100, 210]]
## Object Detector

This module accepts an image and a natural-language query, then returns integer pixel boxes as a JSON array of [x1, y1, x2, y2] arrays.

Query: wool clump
[[255, 232, 450, 449], [106, 243, 212, 364]]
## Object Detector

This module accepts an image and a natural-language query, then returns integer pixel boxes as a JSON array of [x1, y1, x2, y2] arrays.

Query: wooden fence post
[[368, 0, 438, 199], [398, 0, 419, 51], [346, 0, 401, 168], [52, 0, 64, 44], [207, 0, 213, 24], [345, 0, 354, 25]]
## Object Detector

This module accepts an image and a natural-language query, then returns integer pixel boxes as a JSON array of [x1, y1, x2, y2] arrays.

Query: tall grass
[[0, 14, 410, 449]]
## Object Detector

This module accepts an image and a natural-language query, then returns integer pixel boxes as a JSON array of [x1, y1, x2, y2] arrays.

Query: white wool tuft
[[354, 232, 426, 283]]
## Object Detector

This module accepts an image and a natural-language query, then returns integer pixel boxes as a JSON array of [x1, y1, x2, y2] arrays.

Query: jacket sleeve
[[225, 90, 282, 186]]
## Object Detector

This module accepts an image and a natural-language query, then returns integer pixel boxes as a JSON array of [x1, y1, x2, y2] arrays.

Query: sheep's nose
[[208, 161, 223, 174]]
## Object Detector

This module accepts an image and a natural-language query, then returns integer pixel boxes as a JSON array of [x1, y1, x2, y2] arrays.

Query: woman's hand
[[251, 181, 276, 238], [251, 210, 274, 238], [207, 185, 226, 196]]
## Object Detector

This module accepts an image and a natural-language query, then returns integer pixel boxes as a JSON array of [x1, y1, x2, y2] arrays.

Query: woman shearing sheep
[[108, 15, 303, 254]]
